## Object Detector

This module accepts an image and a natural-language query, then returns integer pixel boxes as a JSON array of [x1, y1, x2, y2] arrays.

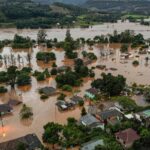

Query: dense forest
[[32, 0, 87, 5], [85, 0, 150, 15], [0, 0, 120, 29], [0, 0, 150, 29]]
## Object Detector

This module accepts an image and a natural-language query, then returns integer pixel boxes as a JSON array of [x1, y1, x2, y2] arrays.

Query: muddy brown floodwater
[[0, 42, 150, 144], [0, 20, 150, 41]]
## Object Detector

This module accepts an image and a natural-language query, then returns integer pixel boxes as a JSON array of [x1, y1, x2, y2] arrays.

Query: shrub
[[132, 60, 139, 66], [0, 86, 7, 93], [36, 52, 56, 62], [20, 104, 33, 119], [78, 100, 84, 106], [21, 67, 32, 74], [57, 93, 66, 100], [62, 85, 72, 92], [120, 44, 128, 53], [51, 68, 57, 75], [37, 73, 45, 81], [17, 73, 31, 86], [40, 94, 48, 100]]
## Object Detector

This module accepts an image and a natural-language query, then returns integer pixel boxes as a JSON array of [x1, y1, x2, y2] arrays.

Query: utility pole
[[0, 113, 5, 137]]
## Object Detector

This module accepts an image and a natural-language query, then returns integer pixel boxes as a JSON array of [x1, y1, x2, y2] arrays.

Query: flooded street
[[1, 40, 150, 142], [0, 21, 150, 41]]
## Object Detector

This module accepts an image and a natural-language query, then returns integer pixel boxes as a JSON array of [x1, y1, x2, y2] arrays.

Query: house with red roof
[[115, 128, 140, 148]]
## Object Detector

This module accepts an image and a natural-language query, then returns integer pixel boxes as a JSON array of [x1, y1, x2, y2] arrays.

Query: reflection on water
[[0, 43, 150, 142]]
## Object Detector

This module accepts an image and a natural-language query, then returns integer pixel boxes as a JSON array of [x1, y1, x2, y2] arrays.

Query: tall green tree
[[7, 66, 18, 88], [91, 73, 126, 96], [37, 29, 47, 44], [42, 122, 62, 149]]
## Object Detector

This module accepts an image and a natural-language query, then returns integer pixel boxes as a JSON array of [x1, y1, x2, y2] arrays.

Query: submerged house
[[0, 104, 13, 115], [70, 95, 84, 105], [56, 100, 68, 111], [39, 87, 57, 96], [80, 113, 104, 130], [97, 109, 123, 126], [115, 128, 140, 148], [7, 99, 22, 107], [85, 88, 99, 99], [0, 134, 42, 150], [56, 100, 75, 111], [81, 139, 104, 150]]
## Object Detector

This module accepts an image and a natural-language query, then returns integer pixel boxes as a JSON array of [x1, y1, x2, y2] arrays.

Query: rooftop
[[86, 88, 99, 95], [0, 134, 42, 150], [70, 96, 83, 104], [0, 104, 13, 114], [40, 86, 56, 96], [81, 139, 104, 150], [80, 114, 102, 128], [115, 128, 140, 145], [139, 109, 150, 119], [7, 99, 22, 106], [99, 109, 123, 120]]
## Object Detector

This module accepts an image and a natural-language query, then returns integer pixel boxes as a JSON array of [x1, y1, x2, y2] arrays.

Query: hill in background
[[32, 0, 87, 5]]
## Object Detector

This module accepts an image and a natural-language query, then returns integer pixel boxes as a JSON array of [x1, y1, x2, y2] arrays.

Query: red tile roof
[[115, 128, 140, 144]]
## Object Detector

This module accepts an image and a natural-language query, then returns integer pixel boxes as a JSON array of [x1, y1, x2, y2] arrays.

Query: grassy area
[[0, 23, 15, 28], [122, 14, 149, 19]]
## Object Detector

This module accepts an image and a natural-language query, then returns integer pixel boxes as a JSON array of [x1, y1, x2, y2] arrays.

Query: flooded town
[[0, 0, 150, 149], [0, 24, 150, 149]]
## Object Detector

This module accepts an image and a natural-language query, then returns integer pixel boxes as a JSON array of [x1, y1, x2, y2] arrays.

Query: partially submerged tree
[[20, 104, 33, 119], [42, 122, 62, 149], [91, 73, 126, 96], [37, 29, 47, 44], [7, 66, 18, 89]]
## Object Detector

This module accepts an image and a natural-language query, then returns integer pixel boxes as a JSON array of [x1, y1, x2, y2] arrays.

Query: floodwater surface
[[0, 21, 150, 41], [0, 41, 150, 143]]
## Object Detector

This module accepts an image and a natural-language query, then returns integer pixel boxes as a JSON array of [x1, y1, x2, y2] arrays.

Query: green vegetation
[[17, 73, 31, 86], [12, 34, 32, 48], [62, 85, 72, 92], [132, 60, 139, 66], [20, 104, 33, 119], [33, 69, 50, 81], [0, 0, 117, 29], [91, 73, 126, 96], [40, 94, 49, 100], [120, 44, 128, 53], [43, 119, 122, 149], [57, 93, 66, 100], [113, 96, 138, 112], [109, 30, 145, 47], [36, 52, 56, 63], [56, 71, 82, 87], [81, 107, 87, 116], [0, 86, 7, 93]]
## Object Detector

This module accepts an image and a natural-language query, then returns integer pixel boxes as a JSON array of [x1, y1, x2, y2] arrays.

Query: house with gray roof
[[81, 139, 104, 150], [80, 114, 104, 130], [97, 109, 123, 126], [70, 95, 84, 105], [0, 134, 42, 150], [39, 87, 57, 96], [0, 104, 13, 115]]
